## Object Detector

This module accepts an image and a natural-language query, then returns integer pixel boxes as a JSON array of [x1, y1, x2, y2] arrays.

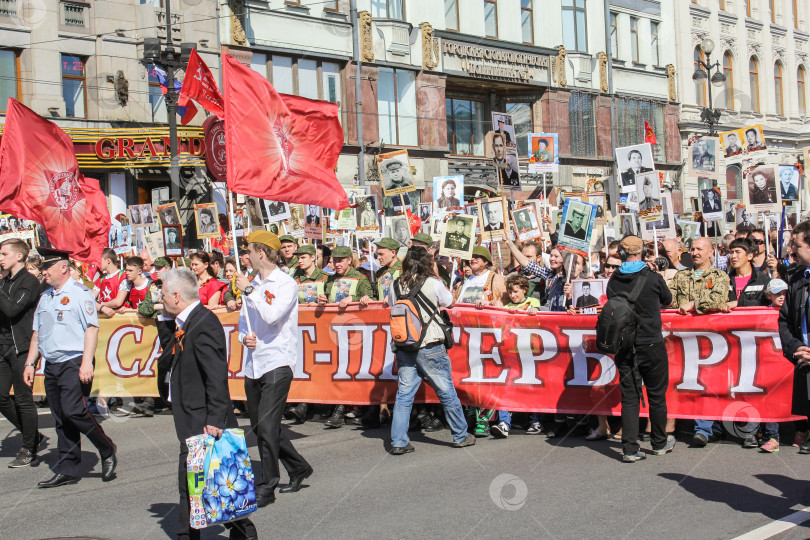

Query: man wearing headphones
[[605, 236, 674, 463]]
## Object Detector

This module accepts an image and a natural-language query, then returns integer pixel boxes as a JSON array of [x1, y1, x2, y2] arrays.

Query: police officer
[[23, 248, 117, 488]]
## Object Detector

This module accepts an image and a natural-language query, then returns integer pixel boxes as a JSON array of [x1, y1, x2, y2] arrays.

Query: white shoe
[[491, 422, 509, 438], [526, 422, 542, 435]]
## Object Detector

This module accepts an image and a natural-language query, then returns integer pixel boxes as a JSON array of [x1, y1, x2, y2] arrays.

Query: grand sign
[[442, 40, 551, 83], [68, 127, 207, 169]]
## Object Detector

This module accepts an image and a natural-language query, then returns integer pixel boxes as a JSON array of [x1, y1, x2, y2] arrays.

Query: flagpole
[[228, 190, 253, 335]]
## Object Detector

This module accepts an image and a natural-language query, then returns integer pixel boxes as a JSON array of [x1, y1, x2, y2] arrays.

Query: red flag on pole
[[179, 49, 224, 124], [0, 98, 110, 264], [222, 54, 349, 210], [644, 120, 657, 145]]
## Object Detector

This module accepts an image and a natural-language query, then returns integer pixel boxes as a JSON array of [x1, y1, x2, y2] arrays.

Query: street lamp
[[692, 38, 726, 136]]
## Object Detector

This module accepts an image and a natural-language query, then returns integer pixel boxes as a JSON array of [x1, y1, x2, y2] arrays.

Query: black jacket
[[727, 267, 770, 307], [778, 267, 810, 416], [606, 266, 672, 345], [156, 303, 237, 442], [0, 268, 42, 354]]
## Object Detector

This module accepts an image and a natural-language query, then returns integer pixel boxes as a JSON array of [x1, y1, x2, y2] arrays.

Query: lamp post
[[692, 38, 727, 136]]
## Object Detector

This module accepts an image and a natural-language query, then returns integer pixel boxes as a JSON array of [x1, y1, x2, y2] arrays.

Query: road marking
[[731, 507, 810, 540]]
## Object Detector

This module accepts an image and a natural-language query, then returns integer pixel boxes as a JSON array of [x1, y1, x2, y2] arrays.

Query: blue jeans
[[391, 343, 468, 447], [498, 411, 511, 427], [695, 420, 756, 438]]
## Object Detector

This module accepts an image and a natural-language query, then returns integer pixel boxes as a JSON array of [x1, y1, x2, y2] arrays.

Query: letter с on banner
[[26, 306, 798, 423]]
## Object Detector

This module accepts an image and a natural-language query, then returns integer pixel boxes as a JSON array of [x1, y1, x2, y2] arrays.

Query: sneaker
[[453, 434, 476, 448], [742, 434, 759, 448], [8, 448, 36, 468], [792, 431, 807, 447], [622, 451, 646, 463], [491, 422, 509, 439], [526, 422, 542, 435], [389, 443, 414, 455], [474, 421, 489, 438], [760, 438, 780, 453], [651, 435, 676, 456], [692, 433, 708, 448]]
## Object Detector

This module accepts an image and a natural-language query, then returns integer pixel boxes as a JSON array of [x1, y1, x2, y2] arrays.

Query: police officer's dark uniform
[[29, 248, 117, 487]]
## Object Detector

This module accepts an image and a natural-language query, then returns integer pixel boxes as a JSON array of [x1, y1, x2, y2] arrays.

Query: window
[[322, 63, 341, 105], [775, 61, 784, 115], [630, 17, 639, 63], [250, 52, 267, 77], [147, 64, 167, 123], [561, 0, 587, 52], [446, 97, 485, 155], [505, 102, 531, 156], [378, 67, 417, 147], [271, 55, 293, 94], [267, 56, 342, 105], [609, 12, 618, 58], [749, 56, 760, 112], [63, 2, 85, 27], [521, 0, 533, 44], [371, 0, 402, 20], [61, 54, 86, 118], [723, 51, 735, 109], [694, 47, 707, 107], [799, 66, 807, 115], [650, 21, 660, 66], [568, 92, 597, 157], [0, 49, 19, 112], [484, 0, 498, 38], [444, 0, 458, 31], [616, 98, 667, 161], [322, 0, 339, 11]]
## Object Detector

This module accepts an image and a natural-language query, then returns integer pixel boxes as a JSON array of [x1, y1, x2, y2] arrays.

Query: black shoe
[[799, 442, 810, 454], [279, 467, 313, 493], [131, 403, 154, 417], [102, 450, 117, 481], [290, 403, 308, 424], [692, 433, 708, 447], [35, 431, 47, 450], [742, 434, 759, 448], [38, 473, 79, 488], [8, 448, 37, 468], [256, 493, 276, 507], [423, 416, 444, 432], [390, 443, 415, 455], [324, 405, 345, 428]]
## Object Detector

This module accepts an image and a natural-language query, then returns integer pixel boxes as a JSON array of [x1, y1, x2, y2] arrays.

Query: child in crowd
[[766, 278, 787, 308]]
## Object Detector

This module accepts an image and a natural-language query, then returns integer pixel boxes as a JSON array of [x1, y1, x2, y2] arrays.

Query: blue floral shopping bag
[[186, 428, 257, 529]]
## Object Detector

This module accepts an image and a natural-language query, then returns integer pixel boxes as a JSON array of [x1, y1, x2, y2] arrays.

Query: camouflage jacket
[[668, 266, 730, 314]]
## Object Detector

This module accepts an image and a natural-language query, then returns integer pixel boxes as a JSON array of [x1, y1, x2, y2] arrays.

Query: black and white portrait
[[616, 213, 637, 237], [511, 206, 541, 242], [434, 176, 463, 209], [491, 112, 516, 147], [419, 203, 432, 224], [745, 165, 779, 211], [387, 215, 411, 245], [163, 224, 182, 256], [439, 214, 476, 259], [690, 137, 718, 175], [492, 133, 520, 188], [636, 171, 662, 212], [700, 188, 723, 222], [572, 279, 607, 313], [735, 207, 756, 229], [378, 150, 415, 195], [355, 195, 379, 230], [743, 125, 766, 152], [245, 197, 264, 228], [642, 193, 676, 240], [616, 143, 654, 192], [477, 197, 508, 240], [778, 165, 799, 201], [720, 129, 744, 158], [561, 200, 593, 242], [264, 200, 290, 222], [156, 202, 181, 228], [195, 203, 220, 239]]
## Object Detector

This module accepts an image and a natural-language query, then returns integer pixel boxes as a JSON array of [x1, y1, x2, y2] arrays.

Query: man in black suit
[[156, 268, 257, 540], [620, 149, 653, 187]]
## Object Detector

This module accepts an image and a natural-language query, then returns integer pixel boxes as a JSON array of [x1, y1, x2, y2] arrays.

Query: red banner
[[180, 49, 224, 122], [32, 306, 798, 422]]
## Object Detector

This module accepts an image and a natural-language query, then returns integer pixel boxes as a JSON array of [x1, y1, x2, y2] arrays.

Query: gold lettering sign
[[442, 40, 550, 82]]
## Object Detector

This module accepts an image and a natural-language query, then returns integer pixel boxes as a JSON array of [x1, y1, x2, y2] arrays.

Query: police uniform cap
[[384, 160, 403, 170], [331, 246, 353, 259], [246, 230, 281, 251], [37, 247, 71, 270], [279, 235, 297, 244], [295, 245, 316, 256], [374, 237, 401, 251], [471, 245, 492, 263], [411, 233, 433, 246], [620, 235, 644, 256], [153, 257, 171, 268]]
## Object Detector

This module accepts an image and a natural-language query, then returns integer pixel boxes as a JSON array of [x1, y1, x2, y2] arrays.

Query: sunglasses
[[751, 239, 766, 245], [605, 263, 620, 269]]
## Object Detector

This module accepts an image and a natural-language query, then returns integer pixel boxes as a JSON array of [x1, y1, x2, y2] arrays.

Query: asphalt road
[[1, 410, 809, 540]]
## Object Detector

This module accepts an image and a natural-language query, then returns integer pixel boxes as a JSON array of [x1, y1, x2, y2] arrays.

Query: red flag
[[0, 98, 110, 264], [222, 54, 349, 210], [405, 208, 422, 235], [644, 120, 657, 145], [72, 177, 111, 265], [179, 49, 224, 124]]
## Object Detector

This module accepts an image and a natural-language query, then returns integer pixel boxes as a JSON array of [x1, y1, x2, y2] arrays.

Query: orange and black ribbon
[[173, 330, 185, 354]]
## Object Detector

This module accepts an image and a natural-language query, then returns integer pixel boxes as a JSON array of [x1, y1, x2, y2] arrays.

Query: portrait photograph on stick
[[635, 171, 663, 222], [688, 137, 720, 178], [163, 224, 182, 256], [156, 202, 182, 232], [477, 196, 509, 242], [528, 133, 559, 173], [439, 214, 476, 259], [264, 200, 290, 222], [387, 215, 412, 246], [194, 203, 220, 239], [778, 165, 800, 201], [700, 187, 723, 222], [491, 112, 516, 149], [572, 279, 608, 314], [558, 198, 597, 257], [642, 192, 675, 240], [378, 149, 416, 196], [616, 143, 654, 193], [491, 133, 520, 188], [245, 196, 265, 230], [355, 195, 380, 238], [616, 212, 637, 237], [511, 205, 541, 242], [744, 165, 781, 213], [719, 128, 744, 158], [433, 176, 464, 210], [742, 124, 767, 153]]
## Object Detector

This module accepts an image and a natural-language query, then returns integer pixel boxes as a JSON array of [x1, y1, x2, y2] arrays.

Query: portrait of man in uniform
[[379, 150, 415, 195], [439, 215, 476, 259], [616, 144, 654, 189], [562, 202, 591, 241], [721, 130, 743, 157], [492, 133, 520, 187]]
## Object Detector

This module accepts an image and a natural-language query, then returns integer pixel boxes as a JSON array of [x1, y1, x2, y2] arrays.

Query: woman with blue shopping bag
[[155, 269, 257, 540]]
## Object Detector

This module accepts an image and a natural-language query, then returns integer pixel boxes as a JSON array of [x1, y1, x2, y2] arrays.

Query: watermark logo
[[489, 473, 527, 511], [721, 401, 760, 440]]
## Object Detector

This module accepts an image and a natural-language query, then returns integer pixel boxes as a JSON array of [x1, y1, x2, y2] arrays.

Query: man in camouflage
[[373, 237, 401, 302]]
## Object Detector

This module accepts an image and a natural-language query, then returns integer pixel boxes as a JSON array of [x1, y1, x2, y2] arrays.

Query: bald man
[[668, 237, 729, 315]]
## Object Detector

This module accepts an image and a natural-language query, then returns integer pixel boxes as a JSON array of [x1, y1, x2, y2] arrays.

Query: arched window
[[749, 57, 760, 113], [799, 66, 806, 115], [695, 46, 707, 106], [774, 61, 784, 115], [723, 51, 734, 109]]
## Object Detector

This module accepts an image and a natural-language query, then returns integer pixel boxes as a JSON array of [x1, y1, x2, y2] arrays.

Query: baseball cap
[[153, 257, 171, 268], [279, 235, 297, 244], [766, 278, 788, 294], [360, 259, 380, 272], [374, 237, 401, 251], [246, 230, 281, 251], [471, 245, 492, 263], [411, 233, 433, 246], [620, 235, 644, 256], [295, 245, 315, 256], [331, 246, 353, 259]]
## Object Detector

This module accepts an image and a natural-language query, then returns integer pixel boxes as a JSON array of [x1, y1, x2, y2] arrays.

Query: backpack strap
[[626, 271, 649, 304]]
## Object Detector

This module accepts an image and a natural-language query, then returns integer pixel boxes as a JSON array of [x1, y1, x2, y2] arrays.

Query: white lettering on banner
[[730, 331, 780, 394], [461, 328, 508, 383], [332, 324, 376, 380], [563, 329, 617, 387], [379, 326, 398, 381], [674, 331, 729, 391], [511, 328, 559, 385], [138, 337, 161, 377], [106, 325, 143, 376], [295, 326, 315, 381]]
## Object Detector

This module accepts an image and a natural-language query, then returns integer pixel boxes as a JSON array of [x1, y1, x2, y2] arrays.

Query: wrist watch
[[244, 286, 254, 296], [24, 362, 36, 368]]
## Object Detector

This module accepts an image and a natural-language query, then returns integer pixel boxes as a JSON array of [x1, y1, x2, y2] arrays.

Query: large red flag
[[0, 98, 110, 264], [72, 177, 110, 265], [179, 49, 224, 124], [222, 54, 349, 210]]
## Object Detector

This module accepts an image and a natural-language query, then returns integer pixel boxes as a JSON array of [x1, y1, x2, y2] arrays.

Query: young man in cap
[[234, 231, 312, 507], [411, 232, 451, 287], [374, 237, 401, 302], [0, 238, 44, 468], [95, 247, 128, 317], [137, 257, 172, 319], [278, 235, 298, 273], [606, 236, 674, 462], [23, 247, 117, 487], [319, 245, 373, 427]]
